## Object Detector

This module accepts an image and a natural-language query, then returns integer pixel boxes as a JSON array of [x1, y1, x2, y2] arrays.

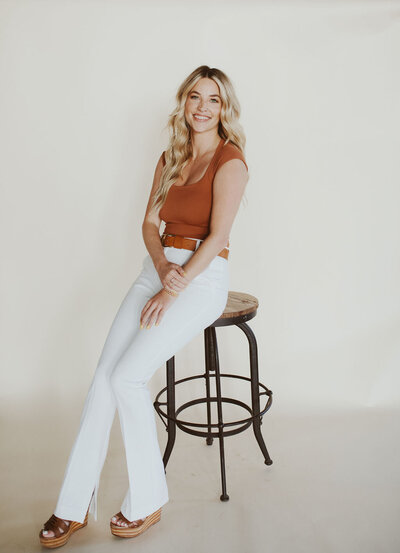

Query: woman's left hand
[[140, 288, 178, 329]]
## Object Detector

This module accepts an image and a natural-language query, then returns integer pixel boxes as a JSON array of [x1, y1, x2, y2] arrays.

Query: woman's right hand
[[156, 259, 190, 294]]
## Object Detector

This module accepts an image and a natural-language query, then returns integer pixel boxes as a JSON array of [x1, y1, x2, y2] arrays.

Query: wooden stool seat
[[153, 290, 273, 502], [212, 291, 258, 326]]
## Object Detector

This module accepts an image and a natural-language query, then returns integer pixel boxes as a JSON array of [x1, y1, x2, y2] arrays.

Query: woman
[[39, 64, 249, 547]]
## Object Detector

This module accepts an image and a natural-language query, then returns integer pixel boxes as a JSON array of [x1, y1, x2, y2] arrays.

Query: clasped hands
[[140, 259, 190, 329]]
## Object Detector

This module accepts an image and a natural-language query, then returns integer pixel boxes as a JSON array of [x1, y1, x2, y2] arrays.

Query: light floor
[[1, 402, 399, 553]]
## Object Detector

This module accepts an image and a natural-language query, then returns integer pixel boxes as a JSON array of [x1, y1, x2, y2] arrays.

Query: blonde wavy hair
[[150, 65, 248, 213]]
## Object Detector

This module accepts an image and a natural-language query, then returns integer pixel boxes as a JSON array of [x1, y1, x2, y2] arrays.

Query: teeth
[[194, 115, 209, 120]]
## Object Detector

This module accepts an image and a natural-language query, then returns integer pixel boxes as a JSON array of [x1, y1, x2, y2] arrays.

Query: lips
[[193, 114, 210, 121]]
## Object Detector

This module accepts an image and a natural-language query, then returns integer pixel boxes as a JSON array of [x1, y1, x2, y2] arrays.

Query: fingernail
[[155, 322, 159, 326], [146, 324, 150, 329], [140, 323, 143, 329]]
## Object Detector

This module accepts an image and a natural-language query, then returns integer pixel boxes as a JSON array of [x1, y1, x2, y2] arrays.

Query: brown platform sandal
[[110, 507, 162, 538], [39, 508, 90, 549]]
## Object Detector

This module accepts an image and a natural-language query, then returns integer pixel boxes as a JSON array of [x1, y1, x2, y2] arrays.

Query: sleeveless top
[[158, 137, 248, 240]]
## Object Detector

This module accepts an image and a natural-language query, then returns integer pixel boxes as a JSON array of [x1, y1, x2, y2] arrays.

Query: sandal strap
[[43, 514, 70, 536], [115, 511, 144, 528]]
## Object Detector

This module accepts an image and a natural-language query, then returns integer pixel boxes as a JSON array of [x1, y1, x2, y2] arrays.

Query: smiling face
[[184, 77, 222, 136]]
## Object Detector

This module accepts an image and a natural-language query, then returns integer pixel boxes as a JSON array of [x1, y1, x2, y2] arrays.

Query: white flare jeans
[[53, 238, 229, 523]]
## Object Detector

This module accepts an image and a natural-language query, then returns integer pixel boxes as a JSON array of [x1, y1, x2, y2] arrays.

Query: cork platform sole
[[39, 510, 89, 549], [110, 507, 162, 538]]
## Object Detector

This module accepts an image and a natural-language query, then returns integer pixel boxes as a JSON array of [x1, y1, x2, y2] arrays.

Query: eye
[[190, 94, 218, 103]]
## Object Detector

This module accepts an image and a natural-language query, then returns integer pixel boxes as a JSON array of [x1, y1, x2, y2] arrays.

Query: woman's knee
[[110, 364, 147, 395], [89, 364, 112, 390]]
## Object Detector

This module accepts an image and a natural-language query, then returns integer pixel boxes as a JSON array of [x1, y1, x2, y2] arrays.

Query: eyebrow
[[190, 90, 221, 98]]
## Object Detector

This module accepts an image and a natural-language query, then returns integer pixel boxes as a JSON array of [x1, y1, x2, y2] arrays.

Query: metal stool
[[154, 291, 273, 501]]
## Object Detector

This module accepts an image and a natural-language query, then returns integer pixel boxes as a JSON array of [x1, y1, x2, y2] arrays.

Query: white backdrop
[[1, 0, 399, 410], [0, 1, 399, 552]]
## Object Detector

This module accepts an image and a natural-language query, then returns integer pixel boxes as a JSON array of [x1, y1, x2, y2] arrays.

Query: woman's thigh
[[93, 255, 161, 379], [110, 246, 229, 388]]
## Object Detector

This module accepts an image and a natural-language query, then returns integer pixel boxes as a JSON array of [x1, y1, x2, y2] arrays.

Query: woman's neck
[[190, 132, 221, 159]]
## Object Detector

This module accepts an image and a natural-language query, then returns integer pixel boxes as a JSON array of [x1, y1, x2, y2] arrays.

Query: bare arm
[[182, 158, 249, 281], [141, 154, 168, 270], [139, 153, 189, 330], [141, 154, 188, 292]]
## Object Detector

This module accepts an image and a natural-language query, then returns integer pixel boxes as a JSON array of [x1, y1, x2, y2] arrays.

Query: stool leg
[[163, 355, 176, 472], [237, 322, 273, 466], [209, 327, 229, 501], [204, 327, 214, 446]]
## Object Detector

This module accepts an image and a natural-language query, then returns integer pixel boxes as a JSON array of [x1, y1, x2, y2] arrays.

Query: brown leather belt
[[161, 233, 229, 260]]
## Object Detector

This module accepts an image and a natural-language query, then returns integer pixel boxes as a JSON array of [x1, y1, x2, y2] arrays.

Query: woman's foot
[[110, 512, 145, 527], [110, 508, 162, 538], [41, 516, 70, 538], [39, 510, 89, 548]]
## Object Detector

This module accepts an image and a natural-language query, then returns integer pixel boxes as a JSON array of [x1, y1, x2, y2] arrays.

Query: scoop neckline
[[172, 137, 224, 189]]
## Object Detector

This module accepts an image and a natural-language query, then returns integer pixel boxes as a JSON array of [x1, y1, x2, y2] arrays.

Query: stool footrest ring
[[154, 372, 273, 439]]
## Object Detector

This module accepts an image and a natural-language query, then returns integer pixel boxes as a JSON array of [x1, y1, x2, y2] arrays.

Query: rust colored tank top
[[159, 137, 248, 240]]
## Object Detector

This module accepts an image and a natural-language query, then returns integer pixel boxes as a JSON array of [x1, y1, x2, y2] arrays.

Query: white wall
[[1, 0, 399, 416]]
